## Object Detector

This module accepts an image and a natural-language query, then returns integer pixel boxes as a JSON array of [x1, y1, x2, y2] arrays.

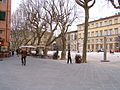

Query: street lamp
[[101, 36, 109, 62]]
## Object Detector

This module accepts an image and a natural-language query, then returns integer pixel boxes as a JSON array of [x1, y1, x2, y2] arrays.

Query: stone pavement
[[0, 56, 120, 90]]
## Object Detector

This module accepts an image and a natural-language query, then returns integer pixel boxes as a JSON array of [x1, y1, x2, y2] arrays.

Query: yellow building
[[77, 14, 120, 52]]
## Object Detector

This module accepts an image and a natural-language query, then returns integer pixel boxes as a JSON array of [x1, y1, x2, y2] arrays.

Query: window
[[109, 20, 112, 25], [92, 44, 94, 50], [104, 30, 108, 36], [109, 44, 113, 49], [81, 33, 83, 38], [0, 30, 3, 34], [91, 32, 94, 37], [88, 32, 90, 37], [88, 24, 90, 29], [68, 35, 70, 40], [100, 30, 103, 36], [104, 21, 108, 26], [100, 22, 102, 27], [88, 40, 90, 43], [71, 34, 73, 40], [100, 44, 103, 49], [88, 44, 90, 49], [96, 31, 98, 36], [2, 0, 7, 3], [96, 23, 98, 27], [109, 29, 112, 35], [100, 39, 103, 42], [109, 38, 113, 41], [79, 26, 81, 30], [81, 33, 84, 38], [74, 34, 77, 40], [114, 28, 118, 34], [106, 44, 108, 50], [92, 39, 94, 42], [96, 44, 99, 50], [91, 23, 94, 28], [114, 18, 118, 24], [96, 39, 98, 42], [0, 0, 7, 3], [79, 33, 81, 38], [0, 11, 6, 21]]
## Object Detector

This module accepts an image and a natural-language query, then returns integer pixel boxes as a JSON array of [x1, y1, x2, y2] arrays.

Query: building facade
[[77, 14, 120, 52], [66, 30, 78, 51], [0, 0, 11, 56]]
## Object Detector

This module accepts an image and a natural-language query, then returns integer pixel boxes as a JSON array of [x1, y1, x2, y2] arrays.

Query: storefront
[[0, 38, 9, 57]]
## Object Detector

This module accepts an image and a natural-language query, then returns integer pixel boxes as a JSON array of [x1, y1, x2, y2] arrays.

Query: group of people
[[12, 48, 28, 66], [20, 49, 73, 65], [11, 48, 72, 66]]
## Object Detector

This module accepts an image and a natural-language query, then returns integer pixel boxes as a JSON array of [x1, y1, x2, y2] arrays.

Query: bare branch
[[75, 0, 85, 8], [88, 0, 96, 8]]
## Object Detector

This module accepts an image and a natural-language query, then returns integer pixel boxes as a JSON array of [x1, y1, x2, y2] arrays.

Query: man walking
[[67, 49, 72, 64], [20, 48, 28, 66]]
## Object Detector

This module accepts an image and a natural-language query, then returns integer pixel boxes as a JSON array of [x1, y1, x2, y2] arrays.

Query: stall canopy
[[19, 46, 37, 49]]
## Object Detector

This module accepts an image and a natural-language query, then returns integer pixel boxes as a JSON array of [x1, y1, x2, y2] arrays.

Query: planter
[[75, 54, 82, 63], [53, 51, 59, 59]]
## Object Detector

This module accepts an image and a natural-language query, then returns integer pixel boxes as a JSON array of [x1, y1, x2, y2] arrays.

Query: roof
[[77, 14, 120, 26]]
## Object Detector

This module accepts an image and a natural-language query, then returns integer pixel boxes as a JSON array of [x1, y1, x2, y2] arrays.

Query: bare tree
[[41, 0, 77, 56], [57, 0, 77, 59], [11, 9, 33, 49], [108, 0, 120, 9], [11, 0, 77, 57], [41, 0, 60, 56], [20, 0, 48, 46], [75, 0, 95, 63]]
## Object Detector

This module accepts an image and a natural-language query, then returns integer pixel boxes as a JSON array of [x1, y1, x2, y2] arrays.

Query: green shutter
[[0, 11, 6, 21]]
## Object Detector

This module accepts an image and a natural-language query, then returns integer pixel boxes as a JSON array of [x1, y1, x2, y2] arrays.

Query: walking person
[[67, 49, 72, 64], [12, 50, 14, 56], [20, 48, 28, 66], [0, 53, 3, 61], [16, 48, 20, 57]]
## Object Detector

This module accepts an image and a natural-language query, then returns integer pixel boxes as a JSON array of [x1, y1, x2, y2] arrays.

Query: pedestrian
[[0, 53, 3, 61], [16, 48, 20, 56], [12, 50, 14, 56], [67, 49, 72, 64], [20, 48, 28, 66]]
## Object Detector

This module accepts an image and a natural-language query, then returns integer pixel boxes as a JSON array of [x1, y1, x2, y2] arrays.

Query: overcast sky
[[11, 0, 120, 30]]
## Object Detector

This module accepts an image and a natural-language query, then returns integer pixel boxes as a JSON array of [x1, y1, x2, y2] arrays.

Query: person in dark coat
[[16, 48, 20, 56], [20, 49, 28, 66], [67, 49, 72, 64], [12, 50, 14, 56]]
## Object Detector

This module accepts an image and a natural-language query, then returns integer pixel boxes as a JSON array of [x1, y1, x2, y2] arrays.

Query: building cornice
[[77, 14, 120, 26]]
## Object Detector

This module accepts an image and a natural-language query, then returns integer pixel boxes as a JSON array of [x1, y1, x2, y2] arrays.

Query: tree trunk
[[44, 46, 49, 56], [61, 36, 66, 60], [82, 8, 89, 63]]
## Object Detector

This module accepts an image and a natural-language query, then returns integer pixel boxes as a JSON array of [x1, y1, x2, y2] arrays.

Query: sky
[[11, 0, 120, 30]]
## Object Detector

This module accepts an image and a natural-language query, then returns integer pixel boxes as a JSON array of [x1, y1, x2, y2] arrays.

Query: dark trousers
[[21, 56, 26, 65], [67, 57, 72, 64]]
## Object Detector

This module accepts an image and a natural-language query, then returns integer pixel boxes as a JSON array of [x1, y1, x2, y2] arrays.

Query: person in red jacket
[[20, 49, 28, 66]]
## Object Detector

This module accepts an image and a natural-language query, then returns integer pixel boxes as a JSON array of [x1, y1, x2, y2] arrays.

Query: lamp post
[[101, 36, 109, 62]]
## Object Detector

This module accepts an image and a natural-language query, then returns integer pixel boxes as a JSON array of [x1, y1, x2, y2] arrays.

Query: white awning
[[19, 46, 36, 49]]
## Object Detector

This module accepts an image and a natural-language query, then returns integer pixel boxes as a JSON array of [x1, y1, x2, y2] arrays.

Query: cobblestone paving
[[0, 56, 120, 90]]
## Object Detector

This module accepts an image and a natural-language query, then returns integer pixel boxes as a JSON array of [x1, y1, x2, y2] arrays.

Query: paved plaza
[[0, 53, 120, 90]]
